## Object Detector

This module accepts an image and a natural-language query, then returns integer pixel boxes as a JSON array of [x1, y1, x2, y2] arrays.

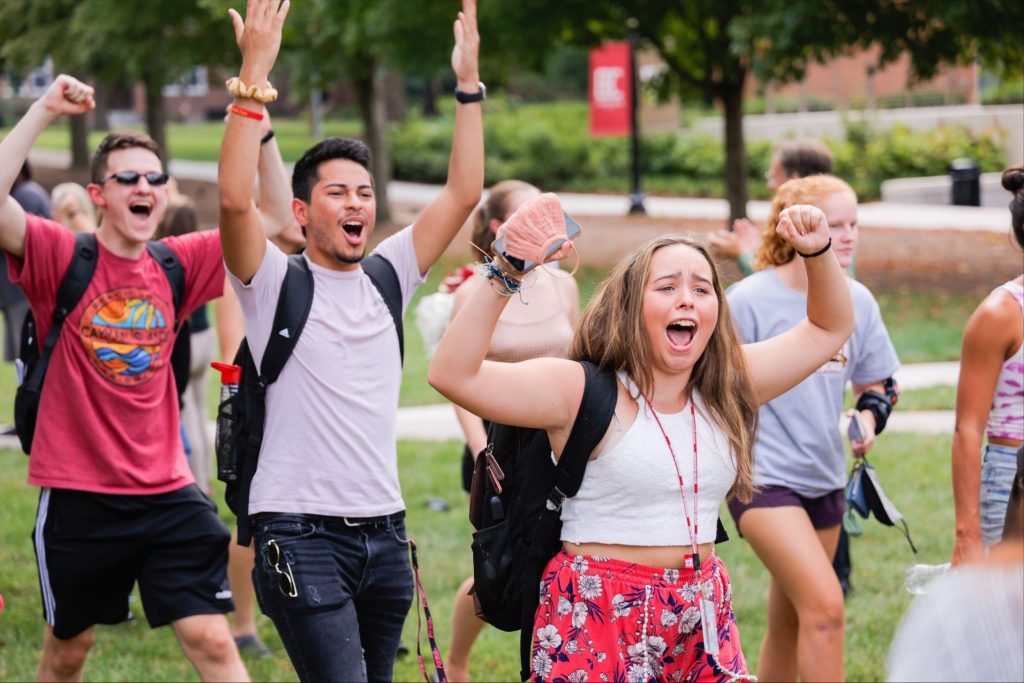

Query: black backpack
[[467, 360, 616, 680], [219, 252, 404, 546], [468, 361, 730, 681], [14, 232, 188, 455]]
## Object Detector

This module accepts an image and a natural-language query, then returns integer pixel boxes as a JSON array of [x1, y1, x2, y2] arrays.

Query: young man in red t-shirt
[[0, 76, 284, 681]]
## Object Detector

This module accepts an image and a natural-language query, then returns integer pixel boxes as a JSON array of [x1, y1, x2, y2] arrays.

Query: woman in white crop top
[[952, 166, 1024, 564], [430, 197, 854, 682]]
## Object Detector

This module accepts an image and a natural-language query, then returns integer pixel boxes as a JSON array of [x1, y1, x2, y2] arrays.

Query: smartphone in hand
[[492, 211, 582, 274], [847, 411, 867, 445]]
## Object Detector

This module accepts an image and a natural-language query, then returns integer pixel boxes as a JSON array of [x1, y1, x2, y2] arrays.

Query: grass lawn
[[8, 118, 363, 164], [0, 431, 955, 681]]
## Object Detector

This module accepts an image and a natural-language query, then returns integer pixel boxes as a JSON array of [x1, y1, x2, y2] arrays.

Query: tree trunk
[[354, 63, 392, 226], [93, 81, 110, 132], [421, 76, 439, 118], [142, 72, 168, 164], [69, 115, 90, 169], [721, 81, 748, 224], [310, 87, 324, 140]]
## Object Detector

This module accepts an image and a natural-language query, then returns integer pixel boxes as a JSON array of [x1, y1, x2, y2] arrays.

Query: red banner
[[589, 42, 632, 137]]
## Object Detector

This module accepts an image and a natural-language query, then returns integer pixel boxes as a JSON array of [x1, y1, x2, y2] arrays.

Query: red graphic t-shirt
[[8, 214, 225, 494]]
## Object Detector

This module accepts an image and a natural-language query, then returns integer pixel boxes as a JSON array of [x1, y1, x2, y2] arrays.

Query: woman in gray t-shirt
[[726, 175, 900, 682]]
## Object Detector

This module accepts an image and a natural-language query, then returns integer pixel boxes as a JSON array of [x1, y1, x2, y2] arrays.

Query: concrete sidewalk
[[26, 149, 1011, 234], [0, 363, 961, 450], [395, 361, 961, 442]]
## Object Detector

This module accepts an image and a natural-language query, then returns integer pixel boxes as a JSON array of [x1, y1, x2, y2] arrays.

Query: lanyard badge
[[648, 397, 720, 657]]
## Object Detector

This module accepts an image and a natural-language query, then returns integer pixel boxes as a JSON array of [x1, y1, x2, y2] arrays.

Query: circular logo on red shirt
[[78, 288, 173, 386]]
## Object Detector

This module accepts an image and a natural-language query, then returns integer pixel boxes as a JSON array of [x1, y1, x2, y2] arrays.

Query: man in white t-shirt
[[217, 1, 484, 680]]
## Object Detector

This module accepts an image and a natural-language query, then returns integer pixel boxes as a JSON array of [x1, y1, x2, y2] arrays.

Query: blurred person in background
[[726, 175, 899, 682], [439, 180, 579, 682], [51, 182, 98, 233], [951, 166, 1024, 565], [710, 139, 834, 277]]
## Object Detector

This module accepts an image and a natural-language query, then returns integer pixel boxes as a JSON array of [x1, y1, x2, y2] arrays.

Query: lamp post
[[627, 21, 646, 215]]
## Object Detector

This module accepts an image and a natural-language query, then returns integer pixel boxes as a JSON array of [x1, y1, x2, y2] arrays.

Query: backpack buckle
[[545, 486, 567, 512]]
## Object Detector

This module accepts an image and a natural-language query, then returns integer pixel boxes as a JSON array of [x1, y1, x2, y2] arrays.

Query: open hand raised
[[39, 76, 95, 119], [451, 0, 480, 87], [776, 204, 831, 257], [228, 0, 290, 81]]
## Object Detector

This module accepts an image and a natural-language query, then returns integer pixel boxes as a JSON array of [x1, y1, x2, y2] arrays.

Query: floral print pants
[[530, 550, 750, 682]]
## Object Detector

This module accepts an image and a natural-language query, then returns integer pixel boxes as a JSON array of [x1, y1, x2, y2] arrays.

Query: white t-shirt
[[231, 227, 425, 518]]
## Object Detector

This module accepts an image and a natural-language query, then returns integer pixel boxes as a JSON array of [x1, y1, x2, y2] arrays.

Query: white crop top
[[560, 375, 738, 547]]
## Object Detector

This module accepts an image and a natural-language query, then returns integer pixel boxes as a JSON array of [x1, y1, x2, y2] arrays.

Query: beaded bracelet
[[797, 237, 832, 259], [225, 76, 279, 103], [479, 261, 522, 297]]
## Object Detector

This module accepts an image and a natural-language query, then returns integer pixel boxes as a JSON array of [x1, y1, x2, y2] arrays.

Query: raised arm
[[429, 271, 583, 435], [0, 76, 94, 256], [951, 292, 1019, 565], [412, 0, 484, 275], [218, 0, 289, 283], [255, 111, 294, 239], [742, 205, 855, 403]]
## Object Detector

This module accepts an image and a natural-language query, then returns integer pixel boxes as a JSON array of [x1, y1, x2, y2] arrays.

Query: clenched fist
[[776, 204, 831, 257]]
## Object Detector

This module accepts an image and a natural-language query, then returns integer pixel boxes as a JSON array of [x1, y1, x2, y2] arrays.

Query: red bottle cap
[[210, 362, 242, 384]]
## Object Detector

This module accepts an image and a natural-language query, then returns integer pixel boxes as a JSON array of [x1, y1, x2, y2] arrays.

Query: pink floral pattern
[[531, 550, 749, 682]]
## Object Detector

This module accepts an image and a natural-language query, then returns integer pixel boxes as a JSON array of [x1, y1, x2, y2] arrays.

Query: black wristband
[[796, 236, 831, 258], [260, 129, 275, 145], [856, 389, 893, 434]]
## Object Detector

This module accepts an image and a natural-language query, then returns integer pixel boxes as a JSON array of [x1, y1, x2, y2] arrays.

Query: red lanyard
[[647, 397, 702, 572]]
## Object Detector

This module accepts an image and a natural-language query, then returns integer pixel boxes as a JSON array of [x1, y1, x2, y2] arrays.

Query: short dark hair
[[90, 131, 162, 184], [291, 137, 372, 202], [776, 139, 833, 179]]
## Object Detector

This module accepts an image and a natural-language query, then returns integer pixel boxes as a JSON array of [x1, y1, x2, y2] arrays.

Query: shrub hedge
[[387, 99, 1006, 200]]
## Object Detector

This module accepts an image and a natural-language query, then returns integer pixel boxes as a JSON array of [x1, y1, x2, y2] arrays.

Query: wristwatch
[[454, 82, 486, 104]]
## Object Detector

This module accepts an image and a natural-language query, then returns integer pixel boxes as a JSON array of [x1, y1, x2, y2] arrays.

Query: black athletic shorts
[[32, 484, 234, 640]]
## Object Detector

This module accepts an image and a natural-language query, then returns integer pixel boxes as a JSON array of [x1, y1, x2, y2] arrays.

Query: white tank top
[[559, 375, 738, 547]]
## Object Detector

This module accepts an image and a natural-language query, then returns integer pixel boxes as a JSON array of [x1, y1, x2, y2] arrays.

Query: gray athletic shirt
[[231, 227, 425, 518], [726, 269, 900, 497]]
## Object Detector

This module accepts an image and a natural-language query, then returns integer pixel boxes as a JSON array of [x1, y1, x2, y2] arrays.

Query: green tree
[[1, 0, 236, 164], [491, 0, 1023, 221]]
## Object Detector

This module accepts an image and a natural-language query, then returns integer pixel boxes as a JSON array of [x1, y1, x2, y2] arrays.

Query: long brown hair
[[755, 175, 855, 269], [470, 180, 539, 261], [568, 234, 758, 501]]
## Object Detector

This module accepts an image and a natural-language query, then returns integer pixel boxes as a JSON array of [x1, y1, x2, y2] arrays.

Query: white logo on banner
[[593, 66, 626, 107]]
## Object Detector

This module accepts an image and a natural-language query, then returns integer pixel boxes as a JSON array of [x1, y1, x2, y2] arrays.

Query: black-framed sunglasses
[[101, 171, 170, 186], [265, 539, 298, 598]]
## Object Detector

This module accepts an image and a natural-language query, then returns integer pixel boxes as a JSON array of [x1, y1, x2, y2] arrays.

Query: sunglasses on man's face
[[101, 171, 170, 186]]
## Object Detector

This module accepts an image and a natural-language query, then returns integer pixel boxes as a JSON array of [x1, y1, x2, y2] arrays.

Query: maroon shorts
[[727, 485, 844, 535]]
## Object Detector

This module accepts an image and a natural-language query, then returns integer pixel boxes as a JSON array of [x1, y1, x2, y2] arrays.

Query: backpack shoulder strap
[[145, 240, 185, 327], [26, 232, 100, 393], [545, 360, 618, 513], [258, 253, 314, 384], [362, 253, 404, 365]]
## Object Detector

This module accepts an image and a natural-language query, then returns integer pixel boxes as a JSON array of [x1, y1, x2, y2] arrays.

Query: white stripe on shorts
[[35, 488, 56, 625]]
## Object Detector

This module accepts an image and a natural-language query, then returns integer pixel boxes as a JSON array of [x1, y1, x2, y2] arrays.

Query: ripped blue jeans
[[252, 512, 414, 683]]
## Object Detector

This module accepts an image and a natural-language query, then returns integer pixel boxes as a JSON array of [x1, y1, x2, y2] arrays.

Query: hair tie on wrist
[[797, 237, 831, 258], [225, 76, 278, 103], [260, 129, 275, 145]]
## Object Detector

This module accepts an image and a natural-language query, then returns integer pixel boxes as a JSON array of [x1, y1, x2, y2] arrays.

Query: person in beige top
[[445, 180, 579, 682]]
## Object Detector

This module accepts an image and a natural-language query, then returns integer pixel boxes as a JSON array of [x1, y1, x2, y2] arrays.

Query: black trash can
[[949, 158, 981, 206]]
